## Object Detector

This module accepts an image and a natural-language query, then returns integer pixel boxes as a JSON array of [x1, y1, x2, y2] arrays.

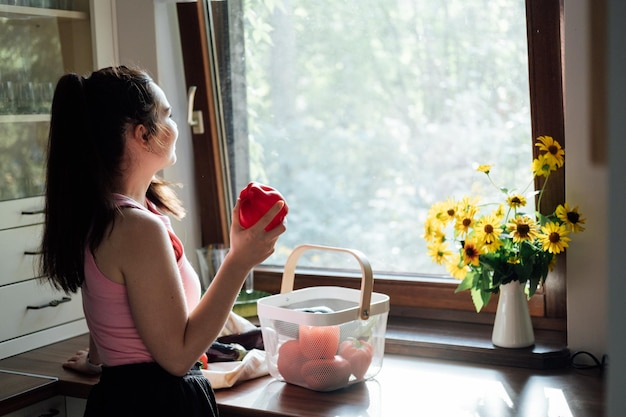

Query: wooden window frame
[[176, 0, 566, 333]]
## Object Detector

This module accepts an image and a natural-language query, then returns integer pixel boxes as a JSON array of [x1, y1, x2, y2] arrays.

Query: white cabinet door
[[0, 224, 43, 286], [0, 279, 83, 342], [0, 198, 44, 231]]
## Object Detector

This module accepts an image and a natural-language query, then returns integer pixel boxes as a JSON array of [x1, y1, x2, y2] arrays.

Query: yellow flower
[[454, 205, 478, 237], [556, 203, 586, 233], [446, 253, 469, 279], [477, 164, 491, 174], [548, 253, 557, 271], [507, 215, 539, 243], [423, 217, 444, 243], [491, 204, 506, 223], [458, 196, 480, 211], [539, 222, 571, 254], [434, 198, 458, 223], [461, 240, 482, 266], [535, 135, 565, 167], [427, 241, 452, 265], [506, 194, 527, 209], [474, 214, 503, 248], [482, 235, 502, 253], [532, 153, 557, 177]]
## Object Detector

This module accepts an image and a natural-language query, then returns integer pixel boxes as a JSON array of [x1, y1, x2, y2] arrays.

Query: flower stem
[[536, 173, 551, 214]]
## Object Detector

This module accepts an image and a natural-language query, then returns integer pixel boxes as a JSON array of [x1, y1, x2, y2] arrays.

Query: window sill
[[384, 316, 570, 370]]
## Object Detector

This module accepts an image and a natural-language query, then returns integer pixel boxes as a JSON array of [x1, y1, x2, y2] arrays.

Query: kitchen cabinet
[[2, 395, 85, 417], [0, 0, 116, 360], [2, 396, 65, 417]]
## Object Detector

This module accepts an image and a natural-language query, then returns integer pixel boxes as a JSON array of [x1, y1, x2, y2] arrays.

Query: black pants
[[84, 362, 219, 417]]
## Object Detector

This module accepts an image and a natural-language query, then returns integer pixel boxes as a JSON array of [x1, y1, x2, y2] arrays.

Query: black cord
[[570, 350, 608, 371]]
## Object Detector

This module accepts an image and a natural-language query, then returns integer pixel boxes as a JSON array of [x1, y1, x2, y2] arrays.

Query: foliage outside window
[[216, 0, 534, 279]]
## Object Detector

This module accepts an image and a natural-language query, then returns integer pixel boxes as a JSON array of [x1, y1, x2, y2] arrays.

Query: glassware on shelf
[[14, 81, 36, 114], [57, 0, 72, 10], [35, 82, 54, 114], [34, 0, 58, 8], [0, 0, 70, 7], [0, 81, 16, 115]]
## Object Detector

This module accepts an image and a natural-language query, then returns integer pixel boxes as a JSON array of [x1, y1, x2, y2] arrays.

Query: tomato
[[301, 356, 352, 391], [338, 338, 373, 380], [276, 339, 307, 384], [298, 325, 340, 359], [238, 182, 289, 231], [197, 353, 209, 370]]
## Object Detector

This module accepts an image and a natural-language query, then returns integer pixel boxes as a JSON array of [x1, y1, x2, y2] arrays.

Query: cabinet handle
[[24, 250, 43, 255], [37, 409, 60, 417], [27, 296, 71, 310], [21, 209, 45, 215]]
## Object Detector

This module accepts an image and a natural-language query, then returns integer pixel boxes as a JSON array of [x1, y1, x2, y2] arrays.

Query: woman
[[40, 66, 286, 416]]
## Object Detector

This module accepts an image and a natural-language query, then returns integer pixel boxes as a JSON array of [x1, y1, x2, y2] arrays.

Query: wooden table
[[0, 334, 605, 417]]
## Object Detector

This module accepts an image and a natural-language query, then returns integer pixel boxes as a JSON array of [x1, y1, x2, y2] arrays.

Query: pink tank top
[[81, 194, 201, 366]]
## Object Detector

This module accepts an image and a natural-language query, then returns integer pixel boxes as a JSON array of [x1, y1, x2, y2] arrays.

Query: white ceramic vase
[[491, 281, 535, 348]]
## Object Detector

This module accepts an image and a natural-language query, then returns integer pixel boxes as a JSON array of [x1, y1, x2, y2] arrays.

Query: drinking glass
[[196, 244, 254, 293], [15, 81, 36, 114]]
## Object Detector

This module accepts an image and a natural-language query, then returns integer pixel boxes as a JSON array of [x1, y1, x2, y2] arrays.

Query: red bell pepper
[[301, 356, 352, 391], [298, 324, 340, 359], [238, 181, 288, 231], [338, 338, 373, 380], [197, 353, 209, 370], [276, 339, 307, 385]]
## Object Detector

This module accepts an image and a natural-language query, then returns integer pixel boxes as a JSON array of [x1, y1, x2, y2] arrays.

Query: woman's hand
[[62, 349, 102, 375], [228, 198, 287, 269]]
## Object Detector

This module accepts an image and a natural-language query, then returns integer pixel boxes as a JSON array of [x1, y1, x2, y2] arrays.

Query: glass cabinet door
[[0, 2, 90, 202]]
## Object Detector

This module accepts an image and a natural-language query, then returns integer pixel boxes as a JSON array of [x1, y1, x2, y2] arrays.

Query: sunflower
[[423, 217, 445, 243], [435, 198, 458, 223], [535, 135, 565, 167], [556, 202, 586, 233], [539, 222, 571, 254], [446, 253, 469, 279], [482, 235, 503, 253], [474, 214, 503, 248], [491, 204, 506, 222], [427, 241, 452, 265], [476, 164, 491, 174], [531, 153, 557, 177], [507, 215, 539, 243], [506, 194, 527, 209], [454, 204, 478, 237], [461, 240, 482, 266]]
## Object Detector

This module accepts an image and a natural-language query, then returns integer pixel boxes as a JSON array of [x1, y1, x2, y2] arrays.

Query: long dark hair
[[41, 66, 185, 294]]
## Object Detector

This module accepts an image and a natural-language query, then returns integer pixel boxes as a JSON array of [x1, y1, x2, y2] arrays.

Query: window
[[217, 0, 534, 275], [177, 0, 565, 325]]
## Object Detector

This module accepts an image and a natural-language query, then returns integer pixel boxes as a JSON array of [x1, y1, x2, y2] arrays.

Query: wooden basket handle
[[280, 244, 374, 320]]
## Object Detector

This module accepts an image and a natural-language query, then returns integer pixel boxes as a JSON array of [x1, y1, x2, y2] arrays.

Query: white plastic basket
[[257, 244, 390, 392]]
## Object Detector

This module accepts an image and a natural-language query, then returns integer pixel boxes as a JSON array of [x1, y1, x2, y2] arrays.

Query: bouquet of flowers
[[423, 136, 586, 312]]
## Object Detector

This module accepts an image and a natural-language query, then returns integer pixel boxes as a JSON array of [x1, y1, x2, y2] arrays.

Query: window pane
[[219, 0, 532, 276]]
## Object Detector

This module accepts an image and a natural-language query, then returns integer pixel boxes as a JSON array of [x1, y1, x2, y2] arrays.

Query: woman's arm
[[119, 200, 286, 376]]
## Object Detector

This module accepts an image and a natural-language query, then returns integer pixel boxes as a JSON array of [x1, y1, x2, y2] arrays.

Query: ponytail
[[41, 73, 113, 293]]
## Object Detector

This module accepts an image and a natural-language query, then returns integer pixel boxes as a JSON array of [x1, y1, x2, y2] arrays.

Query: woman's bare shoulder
[[94, 207, 172, 283]]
